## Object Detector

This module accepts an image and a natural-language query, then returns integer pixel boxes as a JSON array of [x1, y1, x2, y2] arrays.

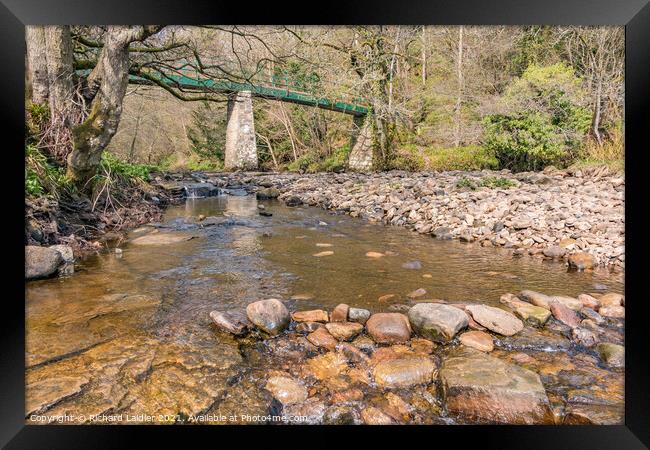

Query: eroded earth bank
[[25, 169, 624, 425]]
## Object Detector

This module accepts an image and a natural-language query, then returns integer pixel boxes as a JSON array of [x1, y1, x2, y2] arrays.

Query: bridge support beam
[[225, 91, 258, 171], [348, 115, 374, 171]]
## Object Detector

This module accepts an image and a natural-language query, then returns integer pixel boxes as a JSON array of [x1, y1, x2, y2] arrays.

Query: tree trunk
[[25, 26, 49, 105], [591, 78, 603, 145], [421, 26, 427, 86], [43, 26, 75, 119], [67, 26, 163, 185], [454, 26, 464, 148]]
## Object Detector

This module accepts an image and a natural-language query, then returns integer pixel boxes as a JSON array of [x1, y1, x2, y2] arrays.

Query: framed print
[[2, 0, 649, 447]]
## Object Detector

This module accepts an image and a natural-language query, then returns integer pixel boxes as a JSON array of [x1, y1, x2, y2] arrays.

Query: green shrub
[[456, 176, 478, 190], [25, 145, 71, 197], [287, 154, 317, 173], [100, 152, 156, 181], [388, 144, 426, 171], [424, 145, 498, 171], [480, 176, 517, 189], [483, 63, 591, 171], [321, 145, 350, 172]]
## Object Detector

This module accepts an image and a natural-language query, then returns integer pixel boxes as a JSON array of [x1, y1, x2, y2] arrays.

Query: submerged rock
[[361, 406, 394, 424], [25, 246, 63, 280], [597, 343, 624, 368], [459, 331, 494, 352], [373, 356, 436, 388], [130, 233, 194, 246], [246, 299, 290, 335], [306, 327, 338, 351], [366, 313, 412, 344], [568, 252, 595, 270], [465, 305, 523, 336], [406, 288, 427, 299], [440, 348, 552, 424], [209, 310, 251, 335], [325, 322, 364, 341], [265, 376, 308, 405], [407, 303, 469, 342]]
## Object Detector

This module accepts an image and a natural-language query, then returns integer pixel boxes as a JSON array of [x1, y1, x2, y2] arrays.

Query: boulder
[[571, 327, 599, 347], [598, 293, 624, 307], [25, 246, 63, 280], [459, 331, 494, 352], [325, 322, 364, 341], [331, 303, 349, 322], [284, 195, 303, 207], [440, 349, 553, 424], [184, 182, 220, 198], [466, 305, 524, 336], [372, 356, 436, 388], [256, 187, 280, 199], [306, 327, 338, 351], [598, 305, 625, 319], [543, 245, 566, 258], [291, 310, 329, 323], [366, 313, 412, 344], [265, 376, 308, 405], [209, 310, 251, 335], [348, 307, 371, 325], [296, 322, 325, 333], [550, 295, 583, 311], [578, 294, 600, 309], [568, 252, 595, 270], [500, 294, 550, 327], [407, 303, 469, 342], [550, 302, 581, 328], [49, 244, 74, 263], [245, 299, 290, 335], [519, 290, 553, 310]]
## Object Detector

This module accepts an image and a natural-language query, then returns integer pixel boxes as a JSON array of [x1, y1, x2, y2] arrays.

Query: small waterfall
[[183, 182, 222, 199]]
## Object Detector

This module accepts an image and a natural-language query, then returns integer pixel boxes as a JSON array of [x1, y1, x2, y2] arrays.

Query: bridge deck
[[128, 72, 369, 116]]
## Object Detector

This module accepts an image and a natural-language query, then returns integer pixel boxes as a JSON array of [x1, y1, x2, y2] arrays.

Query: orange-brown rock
[[459, 331, 494, 352], [291, 309, 329, 323], [331, 303, 349, 322], [306, 328, 338, 351], [366, 313, 411, 344]]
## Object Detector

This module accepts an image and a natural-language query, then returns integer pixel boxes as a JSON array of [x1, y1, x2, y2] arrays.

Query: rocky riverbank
[[211, 288, 625, 424], [200, 167, 625, 269]]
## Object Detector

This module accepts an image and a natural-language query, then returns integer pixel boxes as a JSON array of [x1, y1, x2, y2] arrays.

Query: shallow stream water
[[25, 194, 624, 424]]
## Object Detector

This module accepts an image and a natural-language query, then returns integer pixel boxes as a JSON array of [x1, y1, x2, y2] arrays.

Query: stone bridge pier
[[225, 91, 258, 171], [348, 115, 374, 171]]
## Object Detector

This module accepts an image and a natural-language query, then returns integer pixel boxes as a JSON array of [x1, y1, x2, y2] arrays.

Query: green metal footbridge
[[126, 70, 370, 117]]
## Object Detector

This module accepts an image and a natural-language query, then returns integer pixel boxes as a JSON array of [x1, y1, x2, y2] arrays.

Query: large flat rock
[[440, 348, 553, 424]]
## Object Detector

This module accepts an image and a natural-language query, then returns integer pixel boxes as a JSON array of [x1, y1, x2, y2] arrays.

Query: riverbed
[[25, 192, 625, 425]]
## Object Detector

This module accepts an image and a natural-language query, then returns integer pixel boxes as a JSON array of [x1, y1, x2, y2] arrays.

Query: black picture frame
[[3, 0, 648, 447]]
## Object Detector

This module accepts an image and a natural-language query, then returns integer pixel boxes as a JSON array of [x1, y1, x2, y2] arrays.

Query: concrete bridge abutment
[[225, 91, 258, 171], [348, 114, 374, 172]]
